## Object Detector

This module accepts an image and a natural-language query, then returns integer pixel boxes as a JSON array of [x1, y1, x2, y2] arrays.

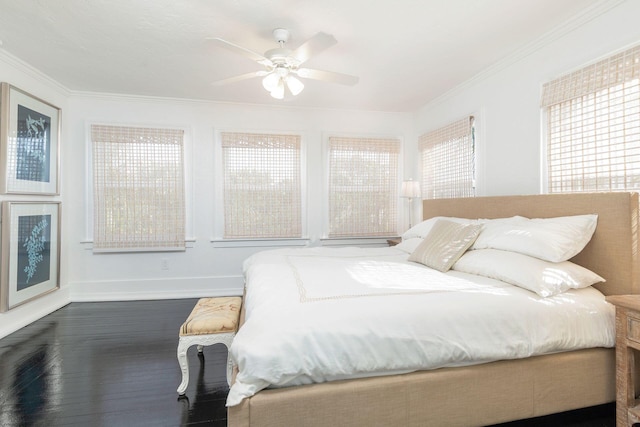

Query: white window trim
[[418, 115, 477, 200], [472, 109, 485, 196], [83, 121, 194, 249], [321, 132, 404, 240], [212, 128, 308, 244], [540, 42, 640, 194]]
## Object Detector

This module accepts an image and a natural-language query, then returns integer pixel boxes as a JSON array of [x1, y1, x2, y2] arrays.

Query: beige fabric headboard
[[422, 192, 640, 296]]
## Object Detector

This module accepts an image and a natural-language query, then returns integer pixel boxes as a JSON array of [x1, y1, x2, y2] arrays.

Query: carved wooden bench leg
[[177, 336, 196, 395]]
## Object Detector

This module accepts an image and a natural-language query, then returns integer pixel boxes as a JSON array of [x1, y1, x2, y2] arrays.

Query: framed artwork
[[0, 201, 61, 312], [0, 82, 60, 195]]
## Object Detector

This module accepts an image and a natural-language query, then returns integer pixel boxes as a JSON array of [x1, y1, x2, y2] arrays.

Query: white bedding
[[227, 246, 615, 406]]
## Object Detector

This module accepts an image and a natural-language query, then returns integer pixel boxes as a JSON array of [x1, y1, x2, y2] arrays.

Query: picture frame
[[0, 201, 61, 312], [0, 82, 60, 195]]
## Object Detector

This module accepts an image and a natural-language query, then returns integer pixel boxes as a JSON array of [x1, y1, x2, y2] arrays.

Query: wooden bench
[[177, 296, 242, 395]]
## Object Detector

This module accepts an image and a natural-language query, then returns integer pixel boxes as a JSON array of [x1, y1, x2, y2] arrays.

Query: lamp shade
[[270, 79, 285, 99], [262, 72, 280, 92], [286, 75, 304, 96], [401, 180, 421, 198]]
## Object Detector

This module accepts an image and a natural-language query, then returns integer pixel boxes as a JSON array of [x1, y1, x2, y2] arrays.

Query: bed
[[228, 192, 640, 427]]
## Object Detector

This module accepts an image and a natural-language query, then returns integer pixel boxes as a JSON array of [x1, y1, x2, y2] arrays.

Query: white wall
[[415, 0, 640, 197]]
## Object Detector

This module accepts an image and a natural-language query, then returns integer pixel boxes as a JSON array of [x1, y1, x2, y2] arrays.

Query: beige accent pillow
[[408, 220, 483, 272]]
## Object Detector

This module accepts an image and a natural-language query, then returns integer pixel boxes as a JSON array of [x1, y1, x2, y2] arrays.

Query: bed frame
[[228, 192, 640, 427]]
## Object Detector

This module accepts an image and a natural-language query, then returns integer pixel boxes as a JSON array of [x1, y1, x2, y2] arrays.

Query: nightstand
[[387, 238, 401, 247], [606, 295, 640, 427]]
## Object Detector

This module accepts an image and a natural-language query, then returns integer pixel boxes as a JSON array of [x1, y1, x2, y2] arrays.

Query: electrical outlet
[[161, 258, 169, 270]]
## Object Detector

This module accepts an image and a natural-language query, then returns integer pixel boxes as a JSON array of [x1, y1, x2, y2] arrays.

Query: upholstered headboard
[[422, 192, 640, 296]]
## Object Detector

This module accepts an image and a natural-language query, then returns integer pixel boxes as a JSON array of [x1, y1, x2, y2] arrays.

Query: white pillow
[[471, 214, 598, 262], [408, 220, 483, 272], [395, 238, 423, 254], [402, 216, 476, 240], [452, 248, 605, 297]]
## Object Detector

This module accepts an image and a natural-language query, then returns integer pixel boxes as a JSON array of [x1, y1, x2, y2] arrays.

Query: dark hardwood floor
[[0, 299, 616, 426], [0, 299, 227, 426]]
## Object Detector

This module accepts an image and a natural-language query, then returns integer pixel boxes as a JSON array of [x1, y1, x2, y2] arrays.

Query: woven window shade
[[328, 136, 400, 238], [221, 132, 301, 239], [91, 125, 186, 252], [419, 117, 475, 200], [542, 45, 640, 193]]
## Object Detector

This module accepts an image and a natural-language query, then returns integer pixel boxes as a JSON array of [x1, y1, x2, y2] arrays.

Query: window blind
[[541, 44, 640, 193], [91, 125, 186, 252], [419, 116, 475, 199], [221, 132, 302, 239], [328, 136, 400, 237]]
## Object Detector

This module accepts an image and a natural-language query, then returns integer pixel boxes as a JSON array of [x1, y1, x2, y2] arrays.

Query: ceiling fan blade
[[207, 37, 272, 66], [212, 71, 269, 86], [291, 32, 337, 65], [296, 68, 359, 86]]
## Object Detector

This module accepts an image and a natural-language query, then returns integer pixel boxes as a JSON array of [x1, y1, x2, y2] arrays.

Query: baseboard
[[0, 287, 71, 339], [0, 276, 245, 339], [68, 275, 245, 302]]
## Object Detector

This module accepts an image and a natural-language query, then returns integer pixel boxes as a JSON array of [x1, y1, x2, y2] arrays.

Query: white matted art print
[[0, 82, 60, 195], [0, 201, 60, 312]]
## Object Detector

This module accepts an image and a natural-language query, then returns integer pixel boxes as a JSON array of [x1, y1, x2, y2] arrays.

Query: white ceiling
[[0, 0, 614, 112]]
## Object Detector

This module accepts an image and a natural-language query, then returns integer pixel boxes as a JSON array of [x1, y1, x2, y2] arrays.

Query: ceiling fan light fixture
[[286, 75, 304, 96], [270, 79, 285, 99], [212, 28, 357, 99]]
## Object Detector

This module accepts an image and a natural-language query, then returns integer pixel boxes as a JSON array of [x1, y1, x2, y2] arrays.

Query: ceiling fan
[[210, 28, 359, 99]]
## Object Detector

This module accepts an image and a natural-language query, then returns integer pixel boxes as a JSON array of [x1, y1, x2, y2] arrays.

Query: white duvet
[[227, 246, 615, 406]]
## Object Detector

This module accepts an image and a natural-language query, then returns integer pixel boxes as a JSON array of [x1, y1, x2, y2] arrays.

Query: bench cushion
[[179, 297, 242, 336]]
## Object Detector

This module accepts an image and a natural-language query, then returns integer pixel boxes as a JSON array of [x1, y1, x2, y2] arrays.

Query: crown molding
[[421, 0, 626, 110], [0, 48, 71, 95]]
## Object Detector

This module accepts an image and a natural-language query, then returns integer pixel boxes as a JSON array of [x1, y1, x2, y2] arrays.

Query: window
[[327, 136, 400, 237], [419, 116, 475, 199], [541, 44, 640, 193], [220, 132, 302, 239], [91, 125, 186, 252]]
